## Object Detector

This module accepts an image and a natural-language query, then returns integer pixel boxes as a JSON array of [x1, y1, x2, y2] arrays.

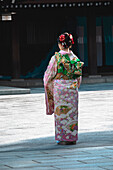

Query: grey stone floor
[[0, 86, 30, 95], [0, 83, 113, 169]]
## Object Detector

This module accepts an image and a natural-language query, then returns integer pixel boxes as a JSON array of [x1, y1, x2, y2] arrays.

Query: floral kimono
[[44, 50, 84, 142]]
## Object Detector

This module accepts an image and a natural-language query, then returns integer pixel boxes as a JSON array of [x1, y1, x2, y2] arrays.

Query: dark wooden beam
[[87, 9, 97, 75], [16, 0, 112, 3], [12, 14, 21, 79]]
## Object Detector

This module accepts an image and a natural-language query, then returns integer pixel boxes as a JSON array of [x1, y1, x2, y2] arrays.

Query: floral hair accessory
[[59, 34, 65, 42], [69, 34, 74, 44]]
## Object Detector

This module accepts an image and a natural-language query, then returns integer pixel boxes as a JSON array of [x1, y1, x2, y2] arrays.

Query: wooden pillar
[[101, 17, 106, 66], [87, 9, 97, 75], [12, 14, 21, 79]]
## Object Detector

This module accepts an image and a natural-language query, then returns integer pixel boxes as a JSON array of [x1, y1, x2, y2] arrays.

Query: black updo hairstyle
[[57, 32, 74, 49]]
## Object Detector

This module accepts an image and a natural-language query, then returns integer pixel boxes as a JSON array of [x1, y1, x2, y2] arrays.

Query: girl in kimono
[[44, 32, 84, 145]]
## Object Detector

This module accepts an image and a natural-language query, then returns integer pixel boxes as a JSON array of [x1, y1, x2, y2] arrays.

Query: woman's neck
[[61, 48, 70, 53]]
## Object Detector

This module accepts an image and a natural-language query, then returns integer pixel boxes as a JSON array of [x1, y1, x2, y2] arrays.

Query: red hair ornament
[[59, 34, 65, 42], [69, 34, 74, 44]]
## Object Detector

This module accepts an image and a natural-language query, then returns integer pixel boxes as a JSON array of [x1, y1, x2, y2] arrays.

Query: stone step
[[0, 86, 30, 95], [0, 76, 113, 88]]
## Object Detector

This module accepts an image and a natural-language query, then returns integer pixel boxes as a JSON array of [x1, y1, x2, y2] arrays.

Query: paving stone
[[5, 160, 41, 168], [33, 157, 82, 163], [0, 86, 30, 95], [15, 167, 57, 170], [0, 165, 13, 169], [32, 159, 83, 166], [80, 158, 113, 164], [84, 148, 113, 155], [63, 155, 104, 160], [0, 83, 113, 170], [99, 165, 113, 170], [67, 167, 103, 170], [55, 161, 113, 169]]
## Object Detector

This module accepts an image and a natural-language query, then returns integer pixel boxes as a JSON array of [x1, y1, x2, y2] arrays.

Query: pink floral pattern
[[54, 80, 78, 141], [44, 56, 57, 115]]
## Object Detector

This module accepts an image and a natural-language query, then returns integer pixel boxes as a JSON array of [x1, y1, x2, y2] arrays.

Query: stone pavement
[[0, 83, 113, 169], [0, 86, 30, 95]]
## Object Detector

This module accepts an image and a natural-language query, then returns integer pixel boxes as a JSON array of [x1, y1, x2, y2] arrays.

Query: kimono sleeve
[[77, 76, 82, 88], [43, 56, 57, 115]]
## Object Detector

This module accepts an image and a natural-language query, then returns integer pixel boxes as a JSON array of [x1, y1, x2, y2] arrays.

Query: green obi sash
[[55, 52, 84, 79]]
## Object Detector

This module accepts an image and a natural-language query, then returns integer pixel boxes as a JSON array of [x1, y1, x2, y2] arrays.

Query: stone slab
[[0, 86, 30, 95]]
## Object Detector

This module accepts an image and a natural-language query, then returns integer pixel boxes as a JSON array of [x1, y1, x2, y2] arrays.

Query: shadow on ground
[[0, 131, 113, 153]]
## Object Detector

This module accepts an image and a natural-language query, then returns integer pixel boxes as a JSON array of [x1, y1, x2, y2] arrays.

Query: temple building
[[0, 0, 113, 80]]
